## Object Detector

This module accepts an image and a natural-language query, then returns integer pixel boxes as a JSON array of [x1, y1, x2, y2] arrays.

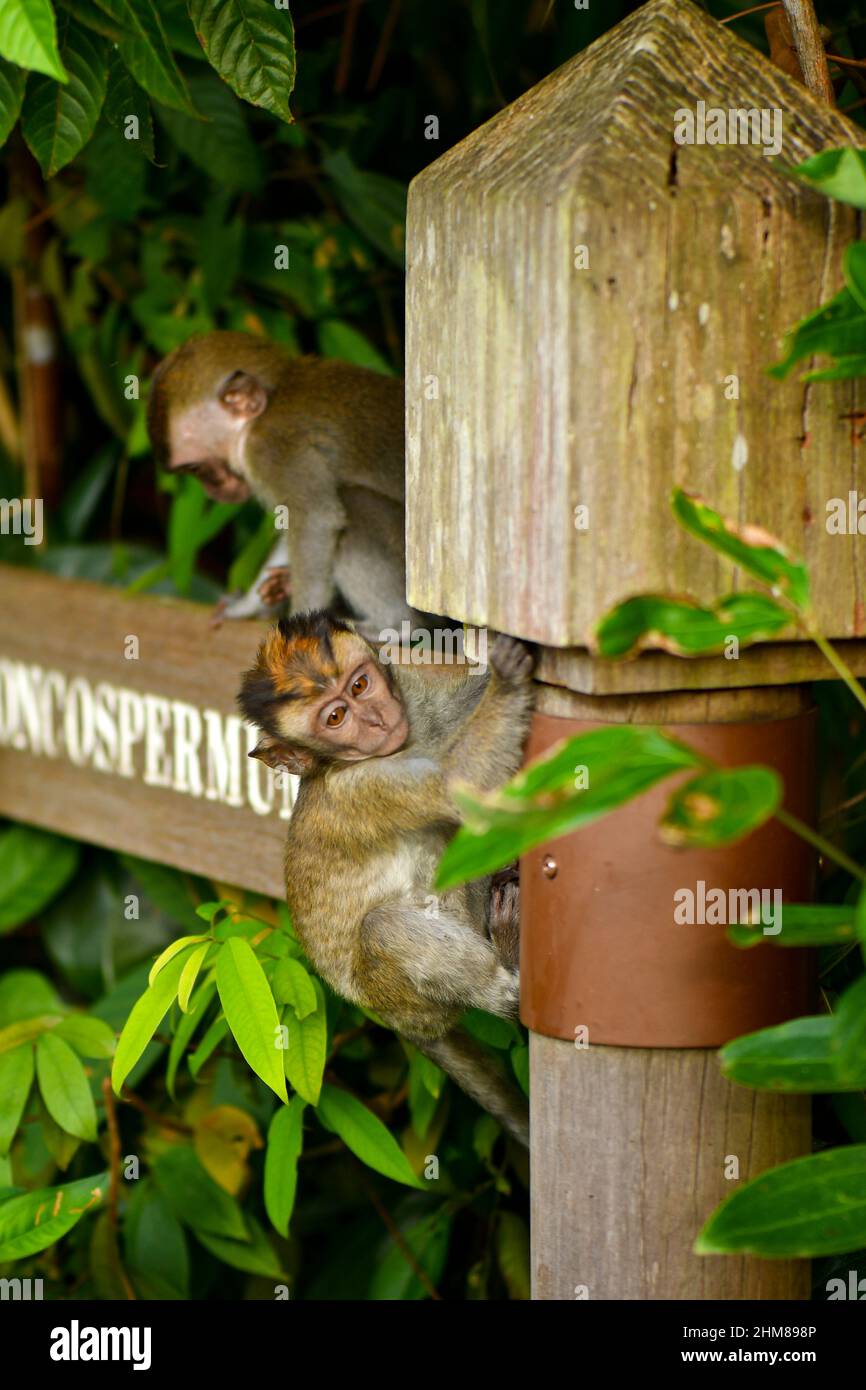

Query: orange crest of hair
[[260, 623, 367, 699]]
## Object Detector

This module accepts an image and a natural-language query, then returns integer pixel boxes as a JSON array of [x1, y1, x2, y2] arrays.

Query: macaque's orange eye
[[326, 706, 346, 728], [352, 673, 370, 696]]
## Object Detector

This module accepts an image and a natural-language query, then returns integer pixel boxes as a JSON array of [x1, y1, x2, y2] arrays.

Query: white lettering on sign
[[0, 659, 295, 820]]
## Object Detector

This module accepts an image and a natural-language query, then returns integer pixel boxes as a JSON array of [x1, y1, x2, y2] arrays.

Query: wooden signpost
[[405, 0, 866, 1299], [0, 567, 286, 897]]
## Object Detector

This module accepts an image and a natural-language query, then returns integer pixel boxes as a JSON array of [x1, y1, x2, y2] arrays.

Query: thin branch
[[364, 1183, 442, 1300], [101, 1077, 137, 1301], [781, 0, 835, 102], [721, 1, 780, 22]]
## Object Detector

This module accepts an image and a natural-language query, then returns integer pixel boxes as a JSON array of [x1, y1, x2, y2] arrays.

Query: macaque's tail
[[415, 1028, 529, 1148]]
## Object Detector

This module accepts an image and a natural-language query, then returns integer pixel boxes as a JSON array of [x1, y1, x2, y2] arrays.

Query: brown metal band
[[519, 707, 817, 1047]]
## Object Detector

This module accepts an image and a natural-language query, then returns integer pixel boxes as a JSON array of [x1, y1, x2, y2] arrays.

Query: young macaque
[[238, 612, 535, 1146], [147, 331, 427, 636]]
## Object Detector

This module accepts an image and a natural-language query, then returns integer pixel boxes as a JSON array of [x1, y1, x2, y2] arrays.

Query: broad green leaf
[[660, 767, 781, 849], [282, 981, 327, 1104], [463, 1009, 520, 1049], [167, 979, 216, 1095], [832, 974, 866, 1081], [188, 0, 295, 124], [112, 949, 191, 1094], [696, 1145, 866, 1256], [53, 1014, 116, 1059], [216, 937, 287, 1102], [189, 1014, 228, 1077], [0, 1171, 107, 1261], [368, 1205, 452, 1300], [593, 591, 792, 660], [407, 1050, 439, 1141], [728, 902, 859, 949], [0, 0, 67, 79], [36, 1032, 98, 1141], [119, 853, 207, 931], [272, 958, 318, 1019], [22, 20, 107, 176], [511, 1043, 530, 1096], [195, 900, 231, 922], [195, 1214, 283, 1277], [124, 1184, 189, 1300], [768, 284, 866, 381], [317, 320, 393, 375], [152, 1146, 248, 1240], [844, 241, 866, 314], [322, 149, 406, 266], [95, 0, 194, 113], [103, 49, 154, 160], [178, 943, 210, 1012], [156, 71, 264, 191], [41, 1105, 81, 1171], [0, 969, 62, 1025], [148, 932, 208, 986], [317, 1084, 425, 1189], [720, 1016, 862, 1092], [435, 726, 700, 889], [264, 1097, 306, 1237], [0, 57, 26, 144], [671, 490, 810, 610], [793, 147, 866, 209], [0, 1046, 34, 1155], [0, 826, 80, 933], [857, 884, 866, 950], [0, 1015, 64, 1055]]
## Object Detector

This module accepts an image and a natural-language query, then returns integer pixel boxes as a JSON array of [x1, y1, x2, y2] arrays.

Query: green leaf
[[793, 147, 866, 209], [264, 1097, 306, 1237], [167, 979, 216, 1096], [671, 490, 810, 610], [317, 1084, 425, 1189], [0, 0, 67, 80], [497, 1210, 531, 1300], [148, 932, 209, 986], [282, 981, 327, 1104], [0, 1046, 34, 1155], [0, 1015, 64, 1055], [728, 902, 859, 949], [0, 58, 26, 144], [125, 1184, 189, 1300], [178, 942, 210, 1012], [844, 241, 866, 314], [112, 948, 191, 1094], [95, 0, 194, 113], [152, 1146, 248, 1240], [216, 937, 287, 1102], [317, 320, 393, 375], [857, 884, 866, 950], [103, 49, 154, 160], [188, 0, 295, 124], [322, 149, 406, 266], [156, 71, 264, 191], [21, 19, 107, 176], [0, 826, 80, 933], [0, 1171, 107, 1261], [695, 1145, 866, 1257], [272, 958, 318, 1019], [659, 767, 781, 849], [36, 1031, 98, 1141], [435, 726, 700, 889], [53, 1014, 116, 1059], [195, 1214, 283, 1277], [119, 853, 207, 931], [593, 591, 792, 660], [768, 284, 866, 381], [189, 1014, 228, 1077], [833, 974, 866, 1082], [0, 969, 62, 1025], [720, 1016, 862, 1092], [368, 1204, 452, 1300]]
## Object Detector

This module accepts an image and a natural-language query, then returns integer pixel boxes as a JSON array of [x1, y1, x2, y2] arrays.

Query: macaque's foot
[[490, 634, 535, 682], [257, 566, 292, 608], [489, 879, 520, 972]]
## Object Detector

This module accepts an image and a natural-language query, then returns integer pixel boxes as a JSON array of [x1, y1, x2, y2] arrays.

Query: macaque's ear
[[220, 371, 268, 419], [249, 736, 315, 777]]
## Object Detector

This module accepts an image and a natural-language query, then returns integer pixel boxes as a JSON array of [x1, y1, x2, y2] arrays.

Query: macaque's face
[[292, 655, 409, 762], [166, 398, 253, 504]]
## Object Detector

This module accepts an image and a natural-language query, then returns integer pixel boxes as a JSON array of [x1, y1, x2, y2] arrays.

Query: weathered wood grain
[[0, 566, 286, 897], [530, 1035, 811, 1300], [406, 0, 866, 687]]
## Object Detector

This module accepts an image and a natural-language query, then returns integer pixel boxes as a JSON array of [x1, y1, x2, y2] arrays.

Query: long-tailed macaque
[[147, 331, 427, 635], [238, 612, 534, 1146]]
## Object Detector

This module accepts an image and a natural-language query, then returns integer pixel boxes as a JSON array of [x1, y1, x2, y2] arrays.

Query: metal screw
[[541, 855, 558, 879]]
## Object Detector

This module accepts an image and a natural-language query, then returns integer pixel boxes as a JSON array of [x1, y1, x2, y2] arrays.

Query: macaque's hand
[[490, 635, 535, 683], [257, 566, 292, 608]]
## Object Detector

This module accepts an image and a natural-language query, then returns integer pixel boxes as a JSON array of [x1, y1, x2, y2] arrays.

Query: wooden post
[[404, 0, 866, 1299]]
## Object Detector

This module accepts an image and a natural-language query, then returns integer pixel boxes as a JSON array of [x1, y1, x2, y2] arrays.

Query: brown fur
[[238, 614, 534, 1145]]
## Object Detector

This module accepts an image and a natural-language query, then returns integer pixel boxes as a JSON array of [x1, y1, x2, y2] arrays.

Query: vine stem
[[803, 624, 866, 719], [774, 806, 866, 883]]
